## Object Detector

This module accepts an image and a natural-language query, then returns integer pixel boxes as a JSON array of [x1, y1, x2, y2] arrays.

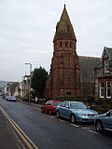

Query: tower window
[[67, 25, 70, 32], [68, 77, 70, 82], [70, 43, 72, 48], [60, 42, 62, 47], [66, 92, 71, 95], [65, 42, 67, 47]]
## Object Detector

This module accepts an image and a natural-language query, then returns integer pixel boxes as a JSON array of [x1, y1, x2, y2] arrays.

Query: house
[[94, 47, 112, 99], [6, 82, 19, 96]]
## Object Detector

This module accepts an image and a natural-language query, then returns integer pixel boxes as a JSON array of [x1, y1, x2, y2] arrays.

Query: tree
[[31, 66, 48, 99]]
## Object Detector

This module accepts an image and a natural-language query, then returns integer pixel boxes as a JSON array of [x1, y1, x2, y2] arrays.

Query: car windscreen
[[53, 102, 61, 106], [70, 102, 87, 109]]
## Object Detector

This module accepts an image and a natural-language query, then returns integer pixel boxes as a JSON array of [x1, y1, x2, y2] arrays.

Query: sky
[[0, 0, 112, 82]]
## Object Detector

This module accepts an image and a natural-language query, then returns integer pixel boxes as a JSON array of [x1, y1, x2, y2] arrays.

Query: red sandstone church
[[46, 5, 100, 99]]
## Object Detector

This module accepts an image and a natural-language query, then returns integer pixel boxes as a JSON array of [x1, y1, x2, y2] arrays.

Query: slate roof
[[79, 56, 101, 83], [104, 47, 112, 58]]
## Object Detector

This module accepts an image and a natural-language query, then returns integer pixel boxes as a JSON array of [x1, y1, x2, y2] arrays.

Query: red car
[[41, 100, 61, 115]]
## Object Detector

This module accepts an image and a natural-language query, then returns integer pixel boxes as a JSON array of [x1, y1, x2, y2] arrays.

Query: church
[[46, 5, 100, 99]]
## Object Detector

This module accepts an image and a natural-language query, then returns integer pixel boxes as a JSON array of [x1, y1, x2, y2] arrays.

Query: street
[[0, 97, 112, 149]]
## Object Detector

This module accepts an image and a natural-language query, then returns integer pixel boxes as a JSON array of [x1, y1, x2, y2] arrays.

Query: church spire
[[53, 5, 76, 42]]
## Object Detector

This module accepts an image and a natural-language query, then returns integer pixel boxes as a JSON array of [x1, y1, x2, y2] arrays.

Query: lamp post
[[25, 62, 32, 104]]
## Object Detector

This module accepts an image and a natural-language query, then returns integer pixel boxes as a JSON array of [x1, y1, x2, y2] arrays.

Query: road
[[0, 97, 112, 149]]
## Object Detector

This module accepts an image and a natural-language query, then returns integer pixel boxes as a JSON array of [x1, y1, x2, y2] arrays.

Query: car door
[[63, 102, 71, 119], [44, 101, 51, 112], [104, 110, 112, 130], [58, 102, 67, 117]]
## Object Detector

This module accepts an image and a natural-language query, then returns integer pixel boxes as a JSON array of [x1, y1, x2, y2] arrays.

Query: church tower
[[46, 5, 80, 99]]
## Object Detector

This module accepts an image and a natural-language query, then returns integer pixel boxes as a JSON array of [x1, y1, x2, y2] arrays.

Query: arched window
[[67, 25, 70, 32], [70, 43, 72, 48], [60, 42, 62, 47], [68, 77, 70, 82], [65, 42, 67, 47]]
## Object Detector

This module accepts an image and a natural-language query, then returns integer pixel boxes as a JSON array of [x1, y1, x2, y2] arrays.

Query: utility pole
[[25, 62, 32, 104]]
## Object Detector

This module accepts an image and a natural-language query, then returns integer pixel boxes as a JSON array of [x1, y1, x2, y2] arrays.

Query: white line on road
[[70, 124, 80, 128], [50, 116, 55, 119], [58, 119, 66, 123], [33, 107, 41, 111], [81, 127, 91, 130], [88, 129, 99, 135]]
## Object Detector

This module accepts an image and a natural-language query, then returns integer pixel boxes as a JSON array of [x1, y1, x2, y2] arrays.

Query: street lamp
[[25, 62, 32, 104]]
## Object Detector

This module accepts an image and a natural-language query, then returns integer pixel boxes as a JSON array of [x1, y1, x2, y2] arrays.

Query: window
[[67, 25, 70, 32], [66, 92, 71, 95], [60, 42, 62, 47], [100, 82, 105, 98], [106, 81, 111, 98], [104, 60, 109, 73], [65, 42, 67, 47], [70, 43, 72, 48], [68, 77, 70, 82]]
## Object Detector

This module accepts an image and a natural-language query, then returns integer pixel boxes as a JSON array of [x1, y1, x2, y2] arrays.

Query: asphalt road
[[0, 97, 112, 149]]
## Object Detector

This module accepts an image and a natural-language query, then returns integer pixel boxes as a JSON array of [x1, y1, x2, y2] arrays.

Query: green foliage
[[31, 66, 48, 99]]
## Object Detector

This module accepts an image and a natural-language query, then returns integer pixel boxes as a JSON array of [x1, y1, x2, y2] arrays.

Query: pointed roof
[[102, 47, 112, 60], [53, 5, 76, 42]]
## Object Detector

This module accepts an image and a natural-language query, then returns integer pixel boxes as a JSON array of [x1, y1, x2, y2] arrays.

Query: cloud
[[0, 0, 112, 81]]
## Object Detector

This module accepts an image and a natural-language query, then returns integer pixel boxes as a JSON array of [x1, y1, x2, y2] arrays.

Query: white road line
[[58, 119, 66, 123], [70, 124, 80, 128], [81, 127, 91, 130], [33, 107, 41, 110], [50, 116, 55, 119], [88, 129, 99, 135]]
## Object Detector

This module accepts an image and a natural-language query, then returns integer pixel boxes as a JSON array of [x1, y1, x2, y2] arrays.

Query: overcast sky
[[0, 0, 112, 82]]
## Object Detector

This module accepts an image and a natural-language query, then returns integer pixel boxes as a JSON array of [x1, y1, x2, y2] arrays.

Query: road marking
[[33, 107, 41, 111], [70, 124, 79, 128], [50, 116, 54, 119], [0, 107, 39, 149], [58, 119, 66, 123], [81, 127, 90, 130], [10, 125, 26, 149], [88, 129, 99, 135]]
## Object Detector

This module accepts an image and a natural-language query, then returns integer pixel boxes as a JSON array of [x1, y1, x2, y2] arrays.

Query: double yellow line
[[0, 107, 39, 149]]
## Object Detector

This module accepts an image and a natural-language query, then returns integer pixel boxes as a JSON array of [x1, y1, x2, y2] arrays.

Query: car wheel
[[95, 120, 104, 133], [70, 114, 76, 124], [56, 111, 60, 118], [41, 108, 44, 113]]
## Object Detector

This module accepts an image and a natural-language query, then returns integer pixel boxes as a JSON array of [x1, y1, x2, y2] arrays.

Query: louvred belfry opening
[[46, 5, 80, 99]]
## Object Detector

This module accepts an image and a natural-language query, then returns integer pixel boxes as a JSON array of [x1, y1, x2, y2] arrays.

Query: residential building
[[94, 47, 112, 99], [6, 82, 19, 96]]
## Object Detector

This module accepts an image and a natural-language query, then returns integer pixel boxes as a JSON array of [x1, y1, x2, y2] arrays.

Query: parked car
[[94, 109, 112, 133], [56, 101, 98, 123], [5, 96, 11, 101], [10, 96, 17, 102], [5, 96, 17, 102], [41, 100, 61, 115]]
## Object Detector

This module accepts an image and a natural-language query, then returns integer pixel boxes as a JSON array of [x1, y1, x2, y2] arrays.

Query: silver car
[[56, 101, 98, 123], [95, 109, 112, 133]]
